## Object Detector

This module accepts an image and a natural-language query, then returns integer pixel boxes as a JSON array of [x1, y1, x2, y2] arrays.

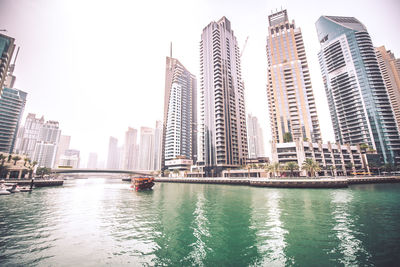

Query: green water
[[0, 178, 399, 266]]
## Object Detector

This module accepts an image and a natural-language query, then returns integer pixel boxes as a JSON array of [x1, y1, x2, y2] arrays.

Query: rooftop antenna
[[13, 47, 20, 65], [170, 42, 172, 58], [0, 29, 7, 32]]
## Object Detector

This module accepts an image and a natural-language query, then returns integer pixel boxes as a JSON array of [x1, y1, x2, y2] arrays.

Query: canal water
[[0, 178, 399, 266]]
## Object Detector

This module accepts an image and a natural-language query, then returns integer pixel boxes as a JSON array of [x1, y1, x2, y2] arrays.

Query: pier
[[4, 179, 64, 187]]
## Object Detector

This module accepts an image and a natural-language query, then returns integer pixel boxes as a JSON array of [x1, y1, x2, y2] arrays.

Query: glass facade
[[0, 87, 27, 153], [316, 16, 400, 164]]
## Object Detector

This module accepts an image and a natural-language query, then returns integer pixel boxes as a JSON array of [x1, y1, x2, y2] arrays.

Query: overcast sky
[[1, 0, 399, 166]]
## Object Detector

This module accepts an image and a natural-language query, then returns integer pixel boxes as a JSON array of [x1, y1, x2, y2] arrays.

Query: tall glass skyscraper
[[0, 87, 27, 153], [267, 10, 321, 144], [198, 17, 248, 176], [0, 33, 15, 94], [316, 16, 400, 164], [162, 56, 197, 171]]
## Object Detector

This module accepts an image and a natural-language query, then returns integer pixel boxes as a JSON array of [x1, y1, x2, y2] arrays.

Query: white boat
[[5, 183, 20, 193], [0, 183, 10, 195]]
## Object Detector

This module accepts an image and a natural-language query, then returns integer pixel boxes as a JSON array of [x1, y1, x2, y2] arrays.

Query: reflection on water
[[0, 179, 399, 266], [331, 190, 371, 265]]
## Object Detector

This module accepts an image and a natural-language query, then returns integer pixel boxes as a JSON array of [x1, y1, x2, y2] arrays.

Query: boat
[[5, 183, 20, 193], [20, 187, 32, 192], [0, 183, 10, 195], [131, 177, 155, 191]]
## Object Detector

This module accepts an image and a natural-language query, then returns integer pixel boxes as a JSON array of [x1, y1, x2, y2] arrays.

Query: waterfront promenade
[[155, 176, 400, 188]]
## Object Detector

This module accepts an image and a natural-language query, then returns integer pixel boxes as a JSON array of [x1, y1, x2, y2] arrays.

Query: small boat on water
[[5, 183, 20, 193], [0, 183, 10, 195], [131, 177, 155, 191]]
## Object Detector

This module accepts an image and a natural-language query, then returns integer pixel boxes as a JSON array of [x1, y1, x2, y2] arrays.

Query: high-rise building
[[139, 126, 154, 170], [316, 15, 400, 164], [87, 152, 98, 169], [199, 16, 248, 176], [162, 55, 197, 171], [247, 114, 265, 158], [54, 135, 71, 168], [123, 127, 138, 170], [153, 120, 162, 171], [15, 113, 44, 157], [106, 136, 119, 169], [32, 120, 61, 167], [0, 87, 27, 153], [0, 33, 15, 94], [266, 10, 321, 144], [375, 46, 400, 133], [59, 149, 80, 168]]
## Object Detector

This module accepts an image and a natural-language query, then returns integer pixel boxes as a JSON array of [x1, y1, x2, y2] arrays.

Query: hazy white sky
[[1, 0, 399, 166]]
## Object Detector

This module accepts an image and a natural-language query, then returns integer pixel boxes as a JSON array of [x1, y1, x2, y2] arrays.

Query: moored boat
[[131, 177, 155, 191]]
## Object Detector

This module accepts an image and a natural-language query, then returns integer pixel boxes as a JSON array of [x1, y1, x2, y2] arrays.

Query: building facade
[[59, 149, 80, 168], [123, 127, 138, 170], [153, 120, 162, 171], [198, 16, 248, 176], [316, 15, 400, 164], [139, 126, 154, 171], [32, 120, 61, 168], [272, 140, 368, 176], [375, 46, 400, 134], [247, 114, 265, 158], [266, 10, 321, 144], [0, 87, 27, 153], [0, 33, 15, 94], [162, 56, 197, 172], [54, 134, 71, 168], [87, 152, 98, 169], [106, 136, 119, 169]]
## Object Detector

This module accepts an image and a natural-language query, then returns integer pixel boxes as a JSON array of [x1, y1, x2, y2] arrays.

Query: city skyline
[[1, 0, 399, 166]]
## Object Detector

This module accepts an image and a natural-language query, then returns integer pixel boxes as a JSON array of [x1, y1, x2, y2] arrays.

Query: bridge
[[52, 168, 153, 176]]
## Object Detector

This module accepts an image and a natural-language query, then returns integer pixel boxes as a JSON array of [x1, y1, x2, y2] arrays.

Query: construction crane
[[240, 36, 249, 58]]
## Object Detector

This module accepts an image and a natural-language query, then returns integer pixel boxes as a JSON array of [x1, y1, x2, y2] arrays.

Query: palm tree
[[285, 161, 299, 177], [172, 169, 179, 177], [12, 156, 22, 165], [0, 154, 5, 166], [24, 157, 30, 167], [302, 158, 321, 177], [270, 162, 281, 178], [164, 170, 170, 177], [28, 161, 38, 178]]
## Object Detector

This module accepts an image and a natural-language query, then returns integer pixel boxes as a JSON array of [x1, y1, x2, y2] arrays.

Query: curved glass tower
[[316, 16, 400, 164]]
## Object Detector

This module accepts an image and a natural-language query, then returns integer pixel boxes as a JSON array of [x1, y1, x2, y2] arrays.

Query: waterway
[[0, 178, 399, 266]]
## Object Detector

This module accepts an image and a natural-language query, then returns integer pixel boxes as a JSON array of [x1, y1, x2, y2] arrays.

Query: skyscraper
[[266, 10, 321, 144], [247, 114, 265, 158], [106, 136, 119, 169], [87, 152, 98, 169], [199, 17, 248, 176], [0, 87, 27, 153], [123, 127, 138, 170], [32, 120, 61, 167], [0, 33, 15, 94], [139, 126, 154, 171], [153, 120, 162, 171], [54, 134, 71, 168], [375, 46, 400, 134], [316, 16, 400, 164], [162, 55, 197, 172]]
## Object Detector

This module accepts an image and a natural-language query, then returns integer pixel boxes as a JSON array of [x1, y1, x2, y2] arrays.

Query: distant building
[[162, 55, 197, 172], [247, 114, 265, 158], [139, 127, 154, 170], [316, 15, 400, 164], [15, 113, 44, 157], [87, 152, 98, 169], [153, 120, 162, 171], [375, 46, 400, 134], [32, 120, 61, 168], [0, 87, 27, 153], [54, 135, 71, 168], [59, 149, 80, 168], [272, 140, 368, 176], [106, 136, 119, 169], [123, 127, 138, 170], [198, 16, 248, 176], [0, 33, 15, 94]]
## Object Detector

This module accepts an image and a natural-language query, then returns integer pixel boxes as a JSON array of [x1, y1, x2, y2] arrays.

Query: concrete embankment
[[155, 177, 348, 188], [155, 176, 400, 188], [5, 179, 64, 187]]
